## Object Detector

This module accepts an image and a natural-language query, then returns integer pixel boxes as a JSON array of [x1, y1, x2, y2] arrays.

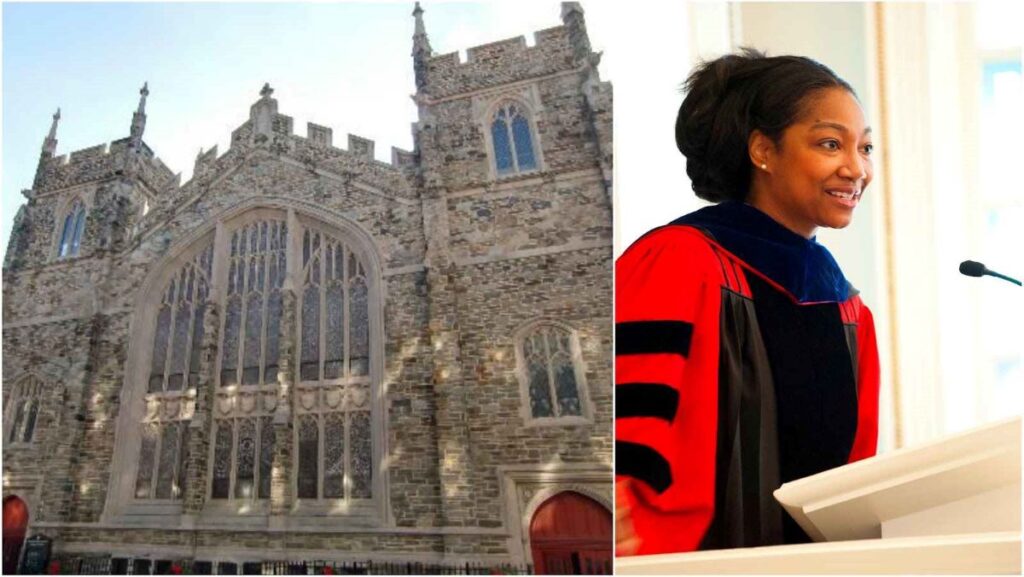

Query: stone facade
[[2, 2, 611, 570]]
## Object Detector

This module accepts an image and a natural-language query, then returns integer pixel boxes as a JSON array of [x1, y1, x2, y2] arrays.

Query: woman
[[615, 49, 880, 556]]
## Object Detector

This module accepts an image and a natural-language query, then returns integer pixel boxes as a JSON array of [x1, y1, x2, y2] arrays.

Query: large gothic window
[[515, 322, 590, 425], [130, 210, 378, 514], [490, 101, 539, 177], [57, 198, 87, 258]]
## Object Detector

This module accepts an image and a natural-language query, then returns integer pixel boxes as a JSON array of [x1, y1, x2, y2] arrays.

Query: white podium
[[617, 416, 1022, 574]]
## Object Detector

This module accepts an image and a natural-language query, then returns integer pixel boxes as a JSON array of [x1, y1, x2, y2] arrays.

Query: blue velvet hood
[[672, 202, 851, 303]]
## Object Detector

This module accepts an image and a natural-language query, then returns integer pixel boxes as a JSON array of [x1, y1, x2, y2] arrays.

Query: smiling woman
[[615, 49, 880, 556]]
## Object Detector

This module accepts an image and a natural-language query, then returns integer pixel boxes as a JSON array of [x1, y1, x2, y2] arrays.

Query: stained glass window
[[135, 211, 379, 510], [20, 401, 37, 443], [512, 114, 537, 171], [492, 110, 513, 175], [297, 416, 319, 499], [323, 413, 345, 498], [490, 102, 539, 177], [57, 199, 88, 258], [350, 411, 372, 499], [155, 422, 180, 498], [150, 245, 213, 393], [9, 401, 26, 444], [212, 421, 232, 499], [293, 227, 374, 502], [135, 425, 158, 498], [258, 417, 274, 500], [6, 378, 44, 445], [177, 426, 190, 499], [300, 232, 369, 383], [519, 324, 586, 421], [132, 422, 189, 500], [235, 419, 256, 499], [220, 221, 287, 388]]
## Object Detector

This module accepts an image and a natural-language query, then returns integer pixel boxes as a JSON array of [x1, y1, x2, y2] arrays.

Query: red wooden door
[[530, 492, 612, 575], [3, 496, 29, 574]]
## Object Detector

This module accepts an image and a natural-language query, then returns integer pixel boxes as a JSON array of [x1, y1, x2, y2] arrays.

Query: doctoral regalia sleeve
[[848, 299, 880, 463], [615, 226, 724, 555]]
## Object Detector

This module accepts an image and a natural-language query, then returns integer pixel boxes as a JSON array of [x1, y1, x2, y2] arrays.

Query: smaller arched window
[[491, 101, 539, 177], [4, 376, 44, 445], [515, 322, 591, 425], [57, 198, 88, 258]]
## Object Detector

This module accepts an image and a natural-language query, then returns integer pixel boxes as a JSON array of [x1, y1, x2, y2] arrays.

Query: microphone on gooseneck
[[959, 260, 1023, 286]]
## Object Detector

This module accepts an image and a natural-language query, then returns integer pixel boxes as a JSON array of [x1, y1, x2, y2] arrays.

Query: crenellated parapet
[[424, 27, 574, 100], [33, 138, 177, 197]]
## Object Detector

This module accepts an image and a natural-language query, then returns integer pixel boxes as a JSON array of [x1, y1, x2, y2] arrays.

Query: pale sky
[[1, 1, 617, 260]]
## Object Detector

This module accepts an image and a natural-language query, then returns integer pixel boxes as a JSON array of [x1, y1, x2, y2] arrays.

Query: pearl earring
[[760, 163, 767, 170]]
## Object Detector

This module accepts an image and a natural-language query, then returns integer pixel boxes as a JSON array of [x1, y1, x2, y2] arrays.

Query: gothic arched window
[[126, 209, 381, 520], [490, 101, 539, 177], [515, 322, 591, 425], [294, 226, 373, 502], [57, 198, 88, 258], [4, 376, 43, 445], [135, 243, 212, 500]]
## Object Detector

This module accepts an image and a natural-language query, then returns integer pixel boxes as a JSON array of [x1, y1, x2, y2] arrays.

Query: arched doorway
[[3, 496, 29, 574], [529, 491, 612, 575]]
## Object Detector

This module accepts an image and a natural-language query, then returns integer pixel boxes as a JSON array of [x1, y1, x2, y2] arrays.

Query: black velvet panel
[[699, 289, 783, 551], [747, 273, 858, 544]]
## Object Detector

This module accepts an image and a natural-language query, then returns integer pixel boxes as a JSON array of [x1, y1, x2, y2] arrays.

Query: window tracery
[[295, 227, 373, 502], [57, 198, 88, 258], [4, 376, 43, 446], [130, 209, 379, 514], [219, 221, 287, 387], [490, 101, 539, 177], [515, 322, 590, 425]]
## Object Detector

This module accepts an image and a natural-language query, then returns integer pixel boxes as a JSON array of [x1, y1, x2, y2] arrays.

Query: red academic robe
[[615, 225, 879, 555]]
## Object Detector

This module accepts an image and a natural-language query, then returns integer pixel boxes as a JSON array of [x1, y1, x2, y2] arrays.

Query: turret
[[561, 2, 591, 65], [129, 82, 149, 149], [412, 2, 433, 93]]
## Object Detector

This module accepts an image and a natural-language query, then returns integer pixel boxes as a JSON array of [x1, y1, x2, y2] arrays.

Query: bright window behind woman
[[976, 3, 1022, 423], [974, 47, 1024, 422]]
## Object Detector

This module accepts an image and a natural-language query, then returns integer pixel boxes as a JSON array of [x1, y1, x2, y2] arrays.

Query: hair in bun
[[675, 48, 855, 203]]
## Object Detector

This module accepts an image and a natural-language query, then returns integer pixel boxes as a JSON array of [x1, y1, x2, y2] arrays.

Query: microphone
[[959, 260, 1022, 286]]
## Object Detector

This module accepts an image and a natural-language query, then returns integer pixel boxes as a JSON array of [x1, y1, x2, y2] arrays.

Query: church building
[[2, 3, 612, 574]]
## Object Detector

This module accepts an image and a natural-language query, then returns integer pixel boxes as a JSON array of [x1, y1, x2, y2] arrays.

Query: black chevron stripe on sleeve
[[616, 440, 672, 494], [616, 383, 679, 423], [616, 320, 693, 357]]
